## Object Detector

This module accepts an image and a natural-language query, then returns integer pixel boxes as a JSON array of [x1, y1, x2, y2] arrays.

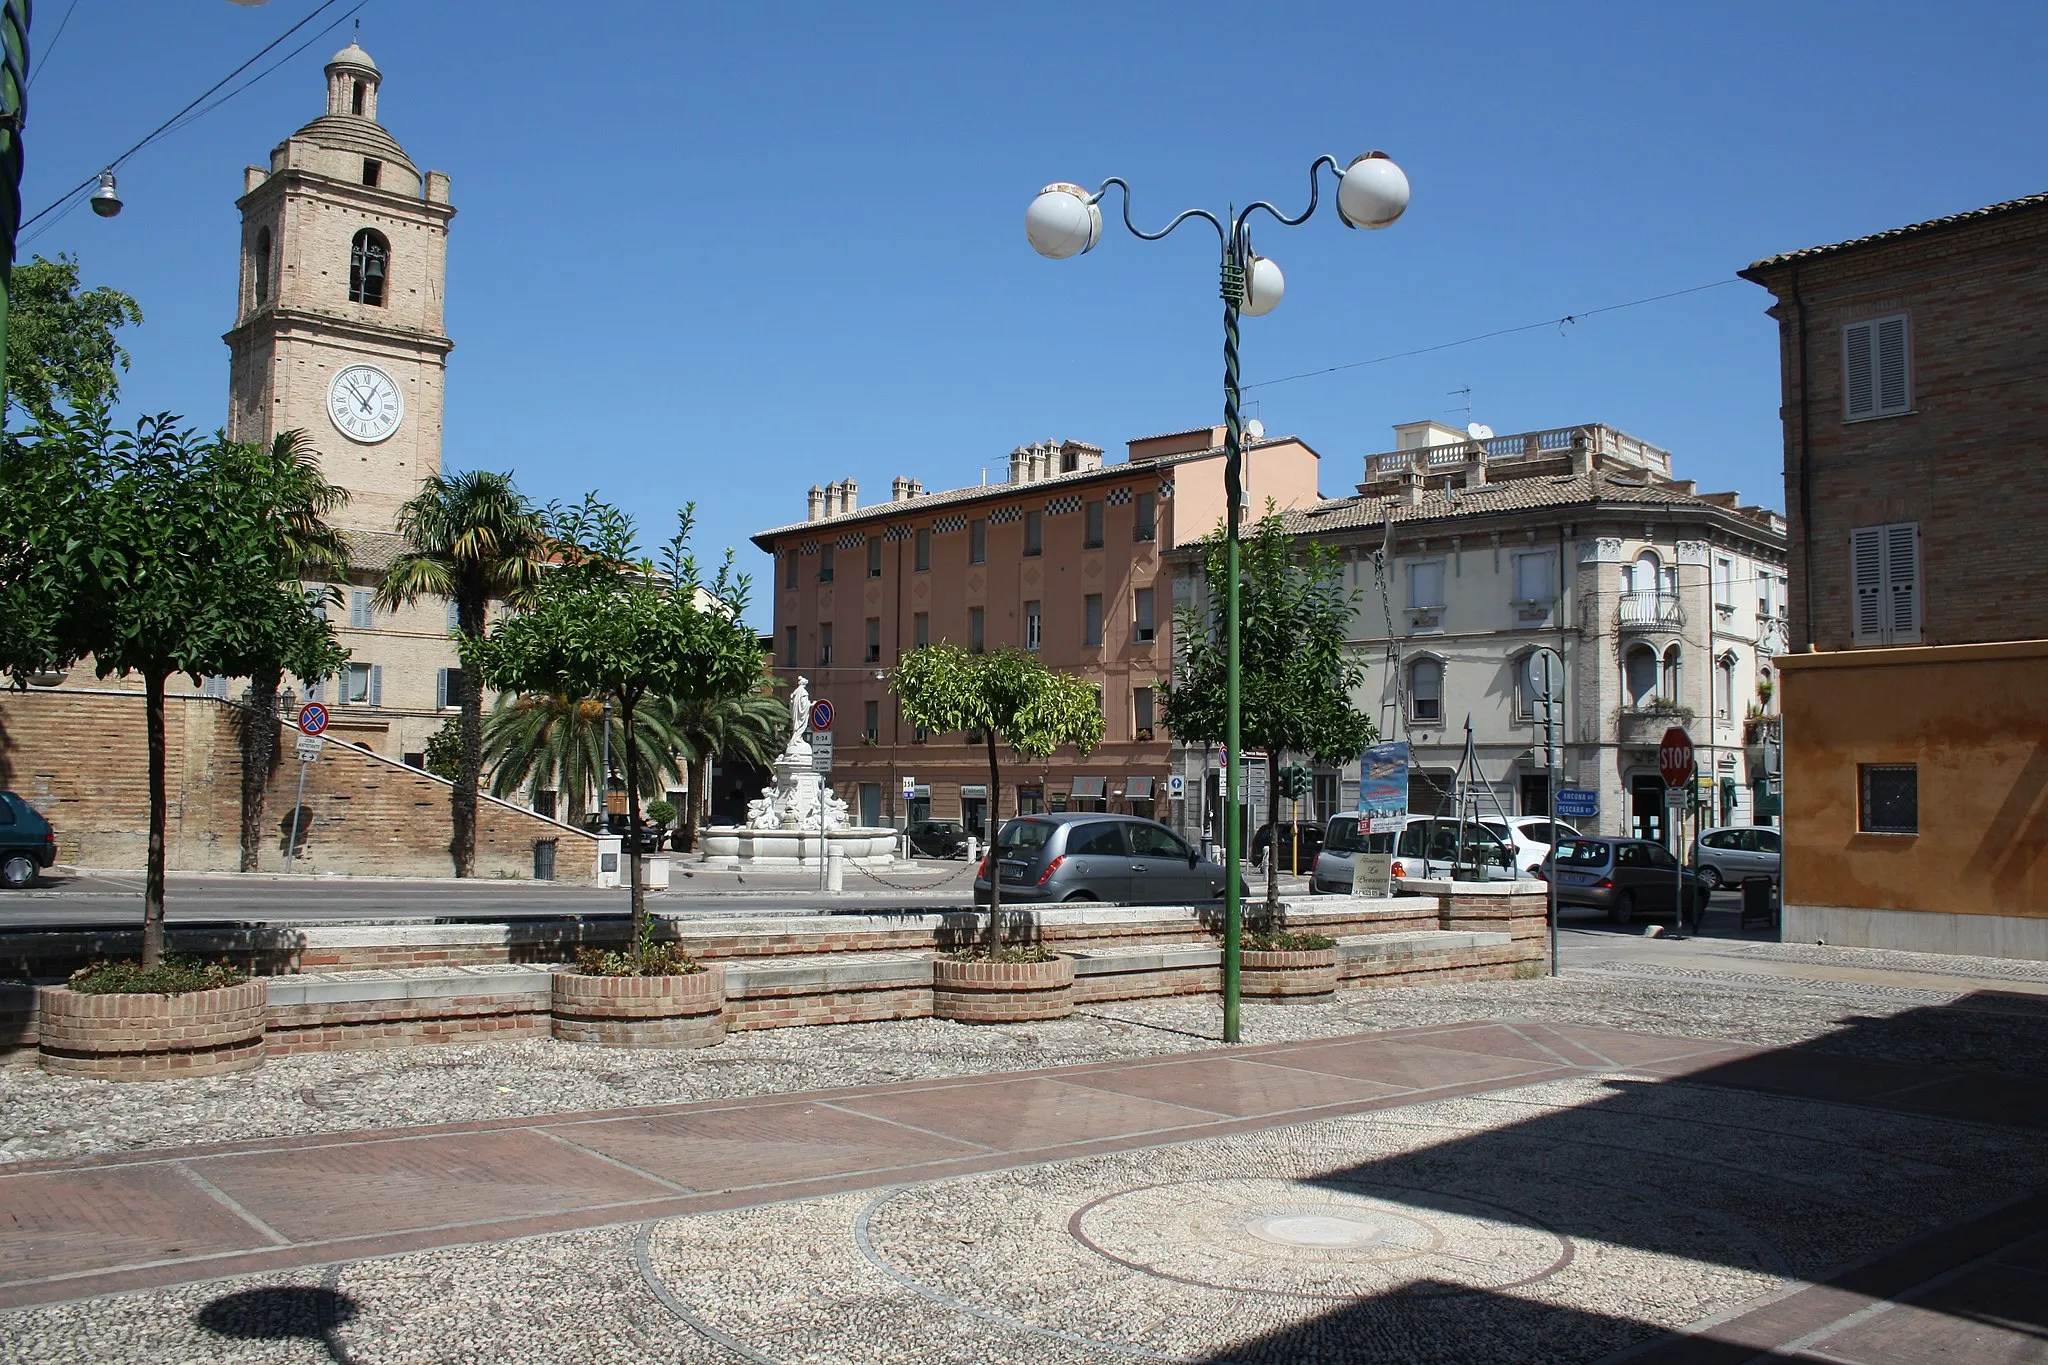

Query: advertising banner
[[1357, 740, 1410, 820]]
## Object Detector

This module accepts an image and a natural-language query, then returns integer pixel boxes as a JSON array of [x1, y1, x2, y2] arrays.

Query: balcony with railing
[[1615, 591, 1685, 632], [1361, 422, 1676, 486]]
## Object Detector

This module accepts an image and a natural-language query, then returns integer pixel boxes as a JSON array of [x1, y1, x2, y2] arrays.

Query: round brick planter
[[932, 954, 1074, 1024], [38, 981, 268, 1080], [1239, 947, 1339, 1001], [550, 967, 726, 1049]]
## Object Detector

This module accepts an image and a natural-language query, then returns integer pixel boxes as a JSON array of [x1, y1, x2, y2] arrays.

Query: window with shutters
[[818, 623, 833, 666], [785, 551, 798, 589], [867, 537, 882, 578], [968, 519, 986, 565], [865, 617, 882, 663], [1850, 522, 1920, 645], [445, 599, 462, 634], [1842, 314, 1911, 420], [1409, 658, 1444, 724], [1511, 550, 1555, 604], [1134, 587, 1156, 643], [968, 607, 984, 654], [818, 544, 835, 583], [1024, 511, 1043, 557], [914, 528, 931, 572], [437, 667, 466, 711], [784, 626, 798, 668], [1083, 594, 1103, 648], [1084, 501, 1104, 549], [349, 589, 374, 629], [913, 612, 929, 647], [340, 662, 381, 705], [1133, 492, 1157, 543], [201, 676, 231, 700], [1409, 560, 1445, 609], [1024, 600, 1041, 651]]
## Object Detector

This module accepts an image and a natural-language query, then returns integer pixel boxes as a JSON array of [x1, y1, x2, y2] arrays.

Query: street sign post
[[901, 774, 916, 801], [811, 732, 835, 774], [284, 716, 327, 874], [1533, 650, 1564, 977], [1167, 773, 1186, 800], [1659, 726, 1696, 935]]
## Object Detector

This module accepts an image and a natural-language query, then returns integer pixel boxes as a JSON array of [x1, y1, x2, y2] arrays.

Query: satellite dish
[[1245, 419, 1267, 441], [1467, 422, 1494, 440]]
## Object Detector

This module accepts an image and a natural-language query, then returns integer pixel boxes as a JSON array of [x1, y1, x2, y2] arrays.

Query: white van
[[1311, 814, 1528, 894]]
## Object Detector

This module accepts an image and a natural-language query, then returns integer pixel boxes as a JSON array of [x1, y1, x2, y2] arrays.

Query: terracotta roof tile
[[1742, 191, 2048, 272]]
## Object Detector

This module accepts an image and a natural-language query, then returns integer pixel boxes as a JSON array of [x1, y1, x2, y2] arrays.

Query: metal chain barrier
[[849, 856, 977, 893]]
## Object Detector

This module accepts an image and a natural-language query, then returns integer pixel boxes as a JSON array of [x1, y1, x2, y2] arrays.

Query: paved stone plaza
[[3, 931, 2046, 1362]]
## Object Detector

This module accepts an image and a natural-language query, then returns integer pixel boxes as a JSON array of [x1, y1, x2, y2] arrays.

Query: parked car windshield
[[996, 819, 1054, 854], [1516, 820, 1580, 844], [1324, 816, 1366, 853], [1554, 839, 1609, 867]]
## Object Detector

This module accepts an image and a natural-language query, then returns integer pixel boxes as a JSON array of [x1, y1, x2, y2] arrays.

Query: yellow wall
[[1780, 640, 2048, 917]]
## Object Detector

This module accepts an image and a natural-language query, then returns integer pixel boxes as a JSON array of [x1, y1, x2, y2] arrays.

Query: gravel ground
[[6, 938, 2046, 1166]]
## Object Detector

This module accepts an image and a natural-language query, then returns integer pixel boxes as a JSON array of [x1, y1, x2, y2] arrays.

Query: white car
[[1479, 817, 1586, 879], [1312, 814, 1531, 894]]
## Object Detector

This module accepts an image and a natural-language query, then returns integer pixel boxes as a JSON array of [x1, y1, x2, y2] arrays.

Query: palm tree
[[375, 471, 548, 876], [656, 673, 787, 850], [482, 692, 688, 825], [241, 430, 351, 871]]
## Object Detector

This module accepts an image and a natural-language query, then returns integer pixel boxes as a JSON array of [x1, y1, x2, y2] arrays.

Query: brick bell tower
[[223, 42, 454, 533]]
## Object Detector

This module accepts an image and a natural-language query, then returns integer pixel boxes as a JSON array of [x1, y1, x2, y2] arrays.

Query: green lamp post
[[1024, 152, 1410, 1041]]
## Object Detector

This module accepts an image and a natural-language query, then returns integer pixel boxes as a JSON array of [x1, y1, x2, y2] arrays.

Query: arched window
[[1409, 657, 1444, 725], [1715, 651, 1738, 720], [1662, 644, 1683, 706], [1631, 549, 1662, 597], [1625, 645, 1660, 708], [252, 227, 271, 306], [349, 229, 388, 306]]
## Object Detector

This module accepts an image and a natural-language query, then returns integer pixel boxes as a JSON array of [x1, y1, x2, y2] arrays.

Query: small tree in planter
[[1162, 510, 1376, 926], [466, 496, 759, 970], [645, 799, 678, 850], [893, 645, 1104, 952], [0, 412, 346, 969]]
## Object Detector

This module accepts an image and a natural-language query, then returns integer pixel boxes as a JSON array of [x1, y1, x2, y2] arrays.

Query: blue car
[[0, 791, 58, 889]]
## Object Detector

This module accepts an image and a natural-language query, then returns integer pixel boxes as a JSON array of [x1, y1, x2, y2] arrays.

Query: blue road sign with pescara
[[1555, 788, 1598, 819]]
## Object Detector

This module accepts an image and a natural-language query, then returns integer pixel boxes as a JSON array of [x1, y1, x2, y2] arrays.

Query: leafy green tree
[[375, 471, 548, 876], [239, 430, 351, 872], [653, 667, 786, 851], [3, 255, 144, 427], [423, 716, 463, 783], [1161, 510, 1375, 922], [892, 644, 1105, 940], [482, 691, 687, 822], [0, 413, 344, 966], [466, 497, 759, 961]]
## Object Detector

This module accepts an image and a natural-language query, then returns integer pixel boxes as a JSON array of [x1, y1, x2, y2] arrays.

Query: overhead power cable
[[19, 0, 362, 244], [1242, 280, 1744, 391]]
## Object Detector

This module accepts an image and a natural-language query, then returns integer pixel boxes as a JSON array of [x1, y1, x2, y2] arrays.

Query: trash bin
[[533, 839, 556, 881], [1740, 876, 1777, 930]]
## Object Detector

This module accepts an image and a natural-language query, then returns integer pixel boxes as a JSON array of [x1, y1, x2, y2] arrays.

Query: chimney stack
[[1402, 467, 1425, 508], [891, 475, 911, 502], [807, 484, 825, 522], [839, 479, 858, 514], [1572, 434, 1595, 477], [1465, 444, 1487, 488], [909, 479, 924, 498]]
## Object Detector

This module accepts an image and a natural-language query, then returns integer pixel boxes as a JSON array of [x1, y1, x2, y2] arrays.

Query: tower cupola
[[325, 43, 381, 121]]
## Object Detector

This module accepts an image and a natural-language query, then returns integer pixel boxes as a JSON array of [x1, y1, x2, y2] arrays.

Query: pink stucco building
[[751, 426, 1324, 838]]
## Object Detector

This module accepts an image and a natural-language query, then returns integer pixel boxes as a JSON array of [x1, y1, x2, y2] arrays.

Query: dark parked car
[[905, 819, 969, 859], [0, 791, 58, 889], [1540, 837, 1709, 925], [973, 813, 1245, 905], [1251, 821, 1325, 873]]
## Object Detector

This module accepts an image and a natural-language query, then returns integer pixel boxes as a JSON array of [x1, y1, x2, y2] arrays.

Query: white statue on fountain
[[742, 675, 850, 832]]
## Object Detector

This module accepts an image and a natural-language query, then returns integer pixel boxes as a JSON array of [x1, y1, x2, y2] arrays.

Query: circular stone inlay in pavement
[[1069, 1178, 1571, 1299]]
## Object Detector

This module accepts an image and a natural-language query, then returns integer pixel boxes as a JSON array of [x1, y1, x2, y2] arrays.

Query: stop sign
[[1659, 726, 1696, 788]]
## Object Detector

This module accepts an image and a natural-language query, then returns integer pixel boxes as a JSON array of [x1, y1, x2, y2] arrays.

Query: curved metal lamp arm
[[1235, 154, 1345, 234], [1089, 177, 1227, 247]]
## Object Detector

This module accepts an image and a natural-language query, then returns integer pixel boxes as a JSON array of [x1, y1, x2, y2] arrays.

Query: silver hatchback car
[[973, 813, 1241, 905], [1691, 825, 1782, 891]]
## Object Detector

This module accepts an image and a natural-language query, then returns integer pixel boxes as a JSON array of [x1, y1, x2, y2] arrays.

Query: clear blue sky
[[24, 1, 2047, 625]]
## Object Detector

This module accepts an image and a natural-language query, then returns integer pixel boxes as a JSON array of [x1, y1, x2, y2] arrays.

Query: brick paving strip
[[3, 1016, 2044, 1347]]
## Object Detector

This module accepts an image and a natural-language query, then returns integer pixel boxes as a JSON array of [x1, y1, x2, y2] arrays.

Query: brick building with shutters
[[1741, 191, 2048, 957]]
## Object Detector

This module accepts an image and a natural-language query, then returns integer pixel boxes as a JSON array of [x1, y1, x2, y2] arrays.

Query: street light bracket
[[1087, 177, 1226, 247], [1233, 153, 1345, 233]]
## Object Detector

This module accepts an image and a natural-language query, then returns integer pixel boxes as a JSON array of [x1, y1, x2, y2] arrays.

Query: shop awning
[[1069, 776, 1106, 798], [1125, 777, 1155, 799]]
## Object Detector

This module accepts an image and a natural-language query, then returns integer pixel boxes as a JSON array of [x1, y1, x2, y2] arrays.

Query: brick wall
[[0, 687, 595, 881], [1744, 204, 2048, 649]]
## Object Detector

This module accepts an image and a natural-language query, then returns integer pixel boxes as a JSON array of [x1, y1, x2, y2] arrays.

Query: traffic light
[[1279, 764, 1312, 800]]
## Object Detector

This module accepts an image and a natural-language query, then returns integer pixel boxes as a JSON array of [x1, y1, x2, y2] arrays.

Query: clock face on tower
[[327, 363, 404, 444]]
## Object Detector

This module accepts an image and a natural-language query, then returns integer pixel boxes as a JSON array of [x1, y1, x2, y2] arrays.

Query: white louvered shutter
[[369, 665, 383, 707], [1843, 322, 1876, 419], [1851, 527, 1885, 643], [1875, 316, 1909, 414], [1884, 522, 1919, 641], [435, 668, 449, 710]]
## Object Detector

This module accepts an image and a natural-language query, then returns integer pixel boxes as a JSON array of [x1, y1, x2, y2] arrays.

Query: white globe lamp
[[1336, 152, 1410, 230], [1242, 254, 1285, 316], [1025, 183, 1102, 259]]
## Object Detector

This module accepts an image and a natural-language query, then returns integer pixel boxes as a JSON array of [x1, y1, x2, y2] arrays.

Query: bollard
[[965, 835, 979, 867], [826, 850, 845, 892]]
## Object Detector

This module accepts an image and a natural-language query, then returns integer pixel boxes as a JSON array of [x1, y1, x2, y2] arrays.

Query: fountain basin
[[699, 826, 902, 868]]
